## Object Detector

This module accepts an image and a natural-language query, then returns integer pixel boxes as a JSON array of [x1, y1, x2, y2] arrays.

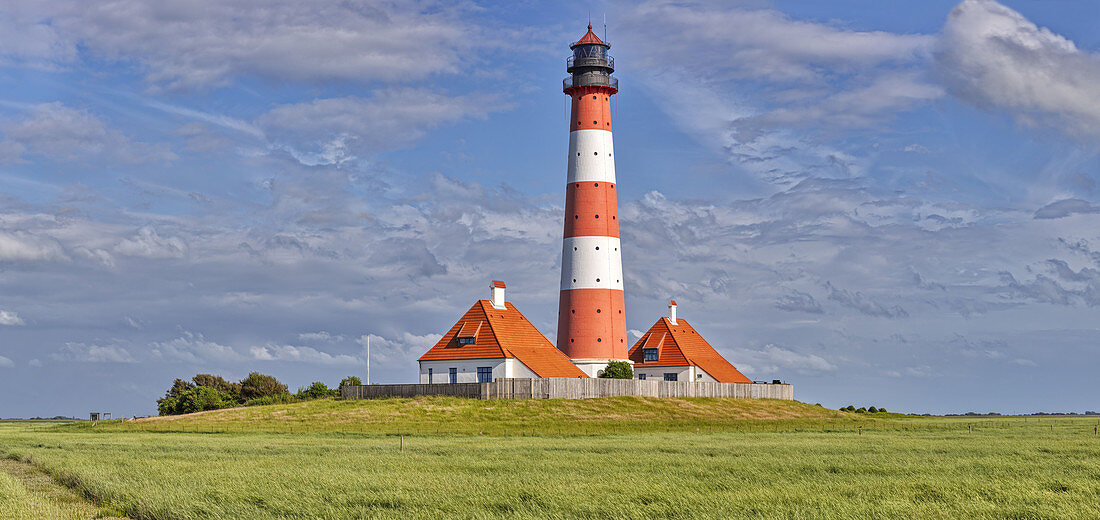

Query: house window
[[428, 368, 433, 383], [457, 336, 475, 345], [637, 373, 646, 380], [643, 348, 658, 362], [663, 373, 678, 381], [449, 368, 457, 384], [477, 367, 493, 383]]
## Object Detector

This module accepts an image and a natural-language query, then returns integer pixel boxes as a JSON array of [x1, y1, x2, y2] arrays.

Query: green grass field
[[2, 399, 1099, 519]]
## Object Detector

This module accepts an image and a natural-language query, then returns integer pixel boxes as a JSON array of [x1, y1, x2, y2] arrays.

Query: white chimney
[[490, 280, 507, 309], [668, 300, 677, 325]]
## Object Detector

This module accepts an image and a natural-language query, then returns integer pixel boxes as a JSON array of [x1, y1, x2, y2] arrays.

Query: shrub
[[176, 386, 236, 414], [156, 379, 195, 416], [599, 360, 634, 379], [879, 408, 888, 413], [240, 372, 288, 400], [339, 376, 362, 388], [868, 406, 879, 413], [295, 381, 334, 400], [841, 405, 856, 412], [856, 407, 867, 413], [191, 374, 242, 402]]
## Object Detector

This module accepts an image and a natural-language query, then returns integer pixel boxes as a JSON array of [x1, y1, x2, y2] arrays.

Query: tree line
[[157, 373, 362, 416]]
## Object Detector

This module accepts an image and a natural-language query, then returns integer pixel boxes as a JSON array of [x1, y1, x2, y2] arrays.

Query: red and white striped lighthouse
[[557, 25, 628, 376]]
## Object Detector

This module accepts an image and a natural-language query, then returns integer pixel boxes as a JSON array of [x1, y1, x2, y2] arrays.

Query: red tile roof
[[627, 317, 752, 383], [574, 24, 606, 46], [419, 300, 587, 378], [491, 280, 506, 288]]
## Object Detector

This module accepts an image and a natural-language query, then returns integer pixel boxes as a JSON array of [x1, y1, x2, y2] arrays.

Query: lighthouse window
[[596, 309, 601, 313], [577, 152, 581, 156], [595, 246, 599, 250], [573, 278, 576, 283], [594, 183, 598, 187], [597, 338, 602, 342], [594, 151, 598, 155], [593, 121, 598, 125], [592, 96, 597, 100], [595, 215, 599, 219], [596, 278, 600, 282], [573, 247, 577, 251]]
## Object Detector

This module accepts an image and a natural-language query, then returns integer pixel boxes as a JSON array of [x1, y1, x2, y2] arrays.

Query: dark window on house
[[663, 373, 678, 381], [449, 368, 457, 384], [477, 367, 493, 383], [456, 336, 476, 345], [428, 368, 433, 383], [643, 349, 658, 362], [637, 373, 646, 380]]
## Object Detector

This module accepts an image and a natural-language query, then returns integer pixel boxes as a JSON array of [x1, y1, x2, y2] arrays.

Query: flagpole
[[366, 335, 370, 385]]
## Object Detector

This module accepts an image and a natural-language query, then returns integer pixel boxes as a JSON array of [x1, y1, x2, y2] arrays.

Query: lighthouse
[[556, 25, 628, 376]]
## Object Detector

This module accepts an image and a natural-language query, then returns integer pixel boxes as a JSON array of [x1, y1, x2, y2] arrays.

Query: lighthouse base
[[570, 358, 634, 378]]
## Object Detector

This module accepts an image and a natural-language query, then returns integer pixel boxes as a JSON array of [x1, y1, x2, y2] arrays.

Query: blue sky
[[2, 0, 1099, 417]]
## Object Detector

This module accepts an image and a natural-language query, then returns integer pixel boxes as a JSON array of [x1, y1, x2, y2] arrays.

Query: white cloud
[[258, 90, 506, 165], [1, 1, 478, 90], [620, 1, 939, 186], [114, 227, 187, 259], [27, 359, 42, 367], [0, 102, 175, 164], [250, 344, 358, 365], [0, 310, 25, 326], [936, 0, 1100, 139], [729, 344, 837, 376], [151, 332, 243, 363], [0, 356, 13, 368], [298, 331, 344, 343], [0, 230, 67, 262], [51, 342, 136, 363]]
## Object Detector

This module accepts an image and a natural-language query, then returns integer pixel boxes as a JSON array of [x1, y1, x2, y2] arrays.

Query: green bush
[[855, 407, 867, 413], [240, 372, 288, 400], [339, 376, 362, 388], [295, 381, 334, 400], [868, 406, 879, 413], [156, 379, 196, 416], [879, 407, 888, 413], [191, 374, 242, 402], [599, 360, 633, 379]]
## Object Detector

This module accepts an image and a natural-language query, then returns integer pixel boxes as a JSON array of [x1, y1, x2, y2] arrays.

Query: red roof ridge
[[491, 280, 506, 288]]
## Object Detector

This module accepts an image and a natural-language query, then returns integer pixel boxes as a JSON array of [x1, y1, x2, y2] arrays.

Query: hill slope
[[84, 397, 881, 435]]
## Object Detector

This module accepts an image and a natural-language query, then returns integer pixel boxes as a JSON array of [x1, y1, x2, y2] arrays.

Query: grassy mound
[[74, 397, 895, 435]]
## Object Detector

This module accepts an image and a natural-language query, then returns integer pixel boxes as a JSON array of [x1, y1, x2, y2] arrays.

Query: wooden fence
[[343, 378, 793, 400]]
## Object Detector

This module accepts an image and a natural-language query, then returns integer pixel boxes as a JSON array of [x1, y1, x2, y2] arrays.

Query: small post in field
[[858, 426, 862, 436], [968, 424, 972, 434]]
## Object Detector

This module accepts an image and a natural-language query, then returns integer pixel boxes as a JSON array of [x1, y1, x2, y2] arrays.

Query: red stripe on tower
[[557, 25, 628, 377]]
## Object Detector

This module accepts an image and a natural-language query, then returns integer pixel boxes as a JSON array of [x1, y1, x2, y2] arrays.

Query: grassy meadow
[[2, 399, 1100, 519]]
